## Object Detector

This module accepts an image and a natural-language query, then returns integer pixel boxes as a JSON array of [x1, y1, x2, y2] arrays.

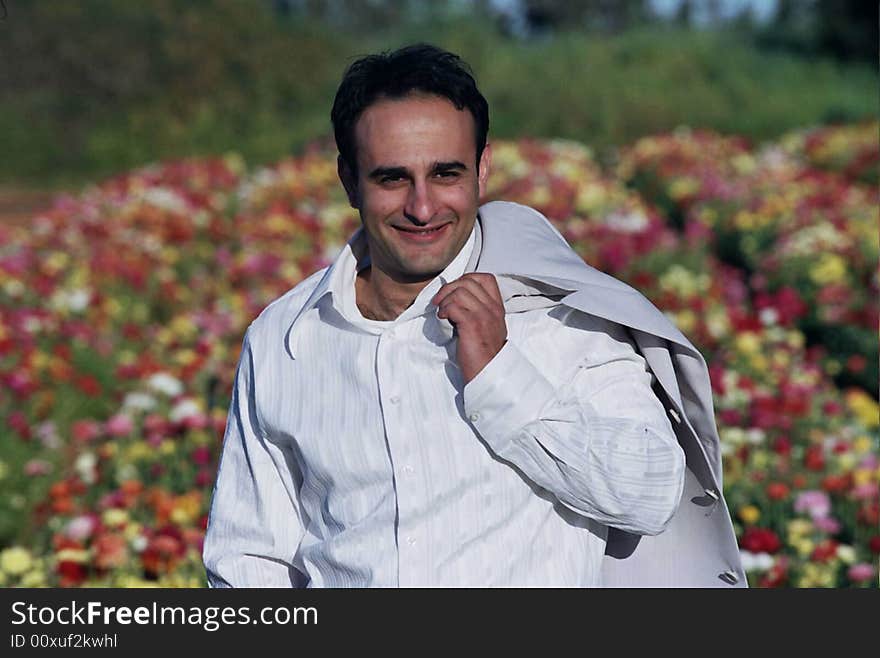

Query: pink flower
[[814, 516, 841, 534], [24, 459, 53, 476], [794, 490, 831, 520], [852, 483, 879, 501], [104, 413, 134, 437], [847, 563, 875, 583], [65, 515, 97, 541]]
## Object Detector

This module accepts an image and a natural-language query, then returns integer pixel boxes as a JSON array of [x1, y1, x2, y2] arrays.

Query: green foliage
[[0, 3, 876, 186]]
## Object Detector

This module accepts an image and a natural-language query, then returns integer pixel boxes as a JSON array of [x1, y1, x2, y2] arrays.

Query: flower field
[[1, 123, 877, 588]]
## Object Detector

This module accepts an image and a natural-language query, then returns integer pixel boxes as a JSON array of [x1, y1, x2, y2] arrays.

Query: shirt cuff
[[463, 339, 557, 454]]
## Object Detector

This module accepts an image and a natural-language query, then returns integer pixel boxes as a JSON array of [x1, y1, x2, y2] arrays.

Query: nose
[[403, 180, 437, 225]]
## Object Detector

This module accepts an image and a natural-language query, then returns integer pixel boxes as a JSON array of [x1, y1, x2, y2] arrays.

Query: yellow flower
[[853, 468, 873, 487], [161, 246, 180, 264], [853, 435, 873, 454], [738, 505, 760, 525], [104, 297, 123, 318], [809, 253, 847, 286], [735, 331, 761, 355], [846, 390, 879, 428], [170, 315, 197, 340], [21, 571, 47, 587], [669, 177, 699, 200], [102, 509, 129, 528], [673, 309, 697, 334], [55, 548, 90, 564], [787, 519, 813, 540], [125, 441, 151, 462], [0, 547, 33, 576], [160, 440, 177, 456], [123, 522, 144, 542], [174, 349, 197, 366], [793, 538, 814, 558]]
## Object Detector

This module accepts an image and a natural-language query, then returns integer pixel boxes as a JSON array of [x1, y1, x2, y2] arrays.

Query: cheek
[[363, 190, 405, 219]]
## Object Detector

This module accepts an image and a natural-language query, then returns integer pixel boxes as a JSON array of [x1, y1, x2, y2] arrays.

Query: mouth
[[392, 223, 451, 243]]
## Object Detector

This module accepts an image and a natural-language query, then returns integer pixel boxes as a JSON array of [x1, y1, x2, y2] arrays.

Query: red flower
[[772, 436, 792, 456], [74, 375, 102, 396], [766, 482, 790, 501], [821, 474, 852, 494], [868, 536, 880, 555], [810, 540, 839, 563], [71, 419, 101, 444], [758, 558, 789, 588], [804, 445, 825, 471], [57, 560, 88, 587], [740, 527, 782, 554]]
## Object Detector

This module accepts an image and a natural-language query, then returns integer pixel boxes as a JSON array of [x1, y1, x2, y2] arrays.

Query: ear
[[477, 142, 492, 200], [338, 155, 360, 209]]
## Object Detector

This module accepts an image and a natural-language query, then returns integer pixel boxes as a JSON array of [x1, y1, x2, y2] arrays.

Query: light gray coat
[[469, 201, 746, 587]]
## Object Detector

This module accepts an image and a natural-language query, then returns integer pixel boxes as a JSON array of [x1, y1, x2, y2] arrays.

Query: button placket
[[375, 323, 430, 586]]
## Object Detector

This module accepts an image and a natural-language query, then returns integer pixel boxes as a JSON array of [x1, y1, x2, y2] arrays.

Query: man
[[203, 44, 744, 587]]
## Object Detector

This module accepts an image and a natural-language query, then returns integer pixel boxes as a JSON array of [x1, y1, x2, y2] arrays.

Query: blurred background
[[0, 0, 877, 588]]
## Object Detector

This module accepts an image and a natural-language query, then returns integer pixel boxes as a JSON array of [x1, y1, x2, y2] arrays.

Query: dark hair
[[331, 43, 489, 175]]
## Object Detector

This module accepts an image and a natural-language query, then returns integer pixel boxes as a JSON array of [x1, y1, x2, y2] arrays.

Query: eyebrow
[[367, 160, 469, 181]]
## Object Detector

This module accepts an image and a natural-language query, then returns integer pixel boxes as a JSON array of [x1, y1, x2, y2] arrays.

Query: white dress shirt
[[203, 220, 685, 587]]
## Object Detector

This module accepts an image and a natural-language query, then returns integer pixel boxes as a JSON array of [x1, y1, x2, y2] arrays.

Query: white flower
[[836, 545, 856, 565], [746, 428, 767, 445], [36, 421, 61, 450], [605, 209, 648, 233], [123, 392, 157, 411], [147, 372, 183, 397], [74, 452, 97, 485], [130, 535, 148, 553], [67, 289, 91, 312], [759, 308, 779, 326], [142, 187, 188, 214], [66, 516, 96, 541], [740, 550, 774, 572], [170, 398, 202, 423]]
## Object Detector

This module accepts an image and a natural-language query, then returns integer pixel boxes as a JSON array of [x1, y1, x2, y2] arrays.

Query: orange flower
[[93, 533, 129, 570]]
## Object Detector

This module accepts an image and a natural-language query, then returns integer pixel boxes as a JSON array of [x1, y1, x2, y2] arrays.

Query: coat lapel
[[470, 201, 746, 586]]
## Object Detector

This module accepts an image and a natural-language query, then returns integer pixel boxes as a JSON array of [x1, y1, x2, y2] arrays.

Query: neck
[[355, 266, 432, 321]]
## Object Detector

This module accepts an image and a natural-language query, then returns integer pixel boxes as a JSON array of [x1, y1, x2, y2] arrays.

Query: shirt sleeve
[[462, 308, 685, 536], [202, 327, 308, 587]]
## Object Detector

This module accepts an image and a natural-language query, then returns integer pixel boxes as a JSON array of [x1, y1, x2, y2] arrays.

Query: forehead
[[353, 94, 477, 164]]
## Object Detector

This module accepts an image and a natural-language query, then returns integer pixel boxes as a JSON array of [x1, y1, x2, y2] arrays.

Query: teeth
[[400, 226, 443, 233]]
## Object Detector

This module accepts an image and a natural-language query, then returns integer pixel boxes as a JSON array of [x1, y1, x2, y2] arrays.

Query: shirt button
[[390, 395, 400, 404], [469, 412, 480, 422], [386, 328, 396, 339], [406, 536, 417, 546], [403, 465, 414, 475]]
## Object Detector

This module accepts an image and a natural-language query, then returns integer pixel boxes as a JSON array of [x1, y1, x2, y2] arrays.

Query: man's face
[[340, 94, 491, 284]]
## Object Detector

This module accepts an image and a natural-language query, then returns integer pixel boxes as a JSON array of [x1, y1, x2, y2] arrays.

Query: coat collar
[[471, 200, 701, 360]]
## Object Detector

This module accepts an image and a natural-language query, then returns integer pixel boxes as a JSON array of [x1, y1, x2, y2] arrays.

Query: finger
[[465, 272, 504, 306], [433, 275, 498, 309], [436, 287, 484, 322]]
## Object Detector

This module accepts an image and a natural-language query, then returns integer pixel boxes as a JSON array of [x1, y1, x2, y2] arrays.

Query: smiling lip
[[393, 223, 451, 242]]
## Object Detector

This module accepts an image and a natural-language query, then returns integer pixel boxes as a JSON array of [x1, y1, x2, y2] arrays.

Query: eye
[[379, 174, 405, 184], [435, 170, 460, 179]]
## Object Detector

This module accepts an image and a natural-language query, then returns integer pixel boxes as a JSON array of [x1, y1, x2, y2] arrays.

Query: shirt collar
[[285, 221, 478, 359]]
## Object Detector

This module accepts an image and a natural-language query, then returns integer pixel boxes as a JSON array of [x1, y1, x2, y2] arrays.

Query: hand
[[431, 273, 507, 384]]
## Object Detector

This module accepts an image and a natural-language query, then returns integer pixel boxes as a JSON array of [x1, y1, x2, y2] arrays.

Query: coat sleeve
[[202, 327, 308, 587], [463, 308, 686, 536]]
